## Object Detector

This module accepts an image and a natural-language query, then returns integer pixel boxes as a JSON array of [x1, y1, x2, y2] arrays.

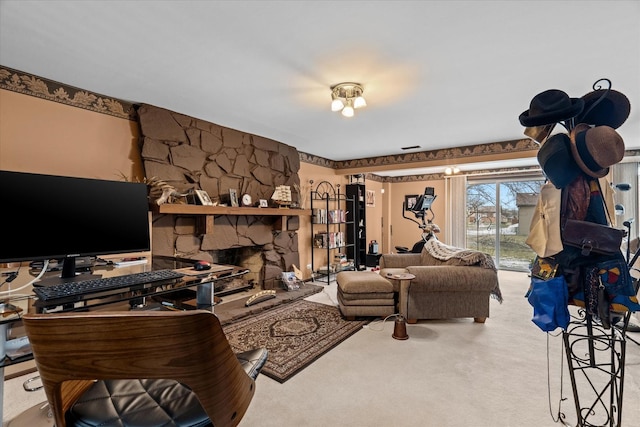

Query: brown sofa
[[379, 240, 502, 323]]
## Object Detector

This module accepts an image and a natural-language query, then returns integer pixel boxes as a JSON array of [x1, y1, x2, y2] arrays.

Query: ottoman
[[336, 271, 396, 320]]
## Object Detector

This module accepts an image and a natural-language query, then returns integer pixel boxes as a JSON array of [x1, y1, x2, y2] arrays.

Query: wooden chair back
[[22, 310, 255, 427]]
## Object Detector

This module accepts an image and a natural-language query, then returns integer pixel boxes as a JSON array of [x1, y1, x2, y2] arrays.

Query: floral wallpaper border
[[0, 65, 136, 120]]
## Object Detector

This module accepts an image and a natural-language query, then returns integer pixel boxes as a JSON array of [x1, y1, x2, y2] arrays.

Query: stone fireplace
[[137, 104, 304, 289]]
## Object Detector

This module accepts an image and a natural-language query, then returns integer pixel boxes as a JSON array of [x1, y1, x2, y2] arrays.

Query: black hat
[[575, 89, 631, 129], [569, 124, 625, 178], [519, 89, 584, 127], [537, 133, 582, 189]]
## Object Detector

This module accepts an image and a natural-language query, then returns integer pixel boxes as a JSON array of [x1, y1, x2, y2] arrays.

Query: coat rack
[[561, 309, 634, 426]]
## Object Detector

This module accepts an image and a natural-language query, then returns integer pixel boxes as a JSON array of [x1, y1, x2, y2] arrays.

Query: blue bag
[[526, 276, 570, 332]]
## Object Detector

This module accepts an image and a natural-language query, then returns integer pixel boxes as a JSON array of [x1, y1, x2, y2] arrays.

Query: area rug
[[223, 299, 368, 383]]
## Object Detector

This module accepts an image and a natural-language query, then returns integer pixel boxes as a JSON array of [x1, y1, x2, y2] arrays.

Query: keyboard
[[33, 269, 185, 302]]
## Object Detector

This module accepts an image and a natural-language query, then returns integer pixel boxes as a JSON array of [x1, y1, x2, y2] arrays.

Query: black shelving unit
[[310, 181, 355, 284], [346, 182, 366, 271]]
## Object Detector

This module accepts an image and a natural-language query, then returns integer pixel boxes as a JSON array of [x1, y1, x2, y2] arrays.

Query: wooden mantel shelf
[[158, 204, 311, 216], [157, 204, 311, 233]]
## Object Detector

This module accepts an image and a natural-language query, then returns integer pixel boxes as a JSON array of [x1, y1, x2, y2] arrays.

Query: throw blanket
[[424, 239, 503, 303]]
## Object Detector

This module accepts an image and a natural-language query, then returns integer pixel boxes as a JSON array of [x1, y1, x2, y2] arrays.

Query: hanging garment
[[526, 183, 564, 258], [597, 255, 640, 313]]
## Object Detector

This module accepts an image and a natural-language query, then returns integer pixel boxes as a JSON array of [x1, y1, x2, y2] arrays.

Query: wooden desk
[[1, 261, 246, 423]]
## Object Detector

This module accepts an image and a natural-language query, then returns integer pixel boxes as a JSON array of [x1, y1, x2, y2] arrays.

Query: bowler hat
[[569, 124, 625, 178], [537, 133, 581, 189], [519, 89, 584, 127], [576, 89, 631, 129]]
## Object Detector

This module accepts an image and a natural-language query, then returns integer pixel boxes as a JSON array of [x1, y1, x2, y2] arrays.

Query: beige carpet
[[223, 300, 368, 382], [4, 271, 640, 426]]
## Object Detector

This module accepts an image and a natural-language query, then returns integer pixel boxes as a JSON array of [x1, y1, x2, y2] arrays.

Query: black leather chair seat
[[236, 348, 269, 380], [66, 378, 212, 427], [65, 349, 267, 427]]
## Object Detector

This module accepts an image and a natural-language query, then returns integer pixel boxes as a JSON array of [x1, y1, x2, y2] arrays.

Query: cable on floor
[[363, 313, 401, 331]]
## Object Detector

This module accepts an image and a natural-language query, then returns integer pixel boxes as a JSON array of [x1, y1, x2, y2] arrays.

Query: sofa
[[379, 239, 502, 323]]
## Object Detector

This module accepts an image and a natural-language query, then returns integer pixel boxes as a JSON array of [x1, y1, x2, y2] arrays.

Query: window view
[[466, 178, 545, 271]]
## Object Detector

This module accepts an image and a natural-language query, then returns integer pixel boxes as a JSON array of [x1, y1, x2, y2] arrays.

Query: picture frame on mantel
[[259, 199, 269, 208], [229, 189, 239, 207], [195, 189, 214, 206]]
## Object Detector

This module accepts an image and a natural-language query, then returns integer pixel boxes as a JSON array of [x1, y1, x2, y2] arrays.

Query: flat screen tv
[[0, 170, 151, 281]]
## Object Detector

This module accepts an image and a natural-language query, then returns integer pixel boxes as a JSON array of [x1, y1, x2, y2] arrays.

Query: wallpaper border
[[0, 65, 137, 121]]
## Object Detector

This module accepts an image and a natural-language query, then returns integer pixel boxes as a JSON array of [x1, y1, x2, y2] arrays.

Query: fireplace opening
[[211, 246, 264, 295]]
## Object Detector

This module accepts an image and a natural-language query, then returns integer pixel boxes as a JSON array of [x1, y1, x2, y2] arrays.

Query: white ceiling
[[1, 1, 638, 177]]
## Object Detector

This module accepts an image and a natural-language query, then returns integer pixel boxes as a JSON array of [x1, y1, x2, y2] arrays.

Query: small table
[[365, 253, 382, 268], [384, 273, 415, 340]]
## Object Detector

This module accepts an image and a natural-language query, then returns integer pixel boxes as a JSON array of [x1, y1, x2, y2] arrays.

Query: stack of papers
[[114, 257, 148, 268]]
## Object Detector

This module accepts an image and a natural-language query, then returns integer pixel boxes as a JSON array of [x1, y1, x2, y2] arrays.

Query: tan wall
[[0, 89, 143, 180]]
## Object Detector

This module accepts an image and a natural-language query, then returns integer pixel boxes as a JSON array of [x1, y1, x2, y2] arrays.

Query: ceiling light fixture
[[330, 82, 366, 118], [444, 166, 461, 175]]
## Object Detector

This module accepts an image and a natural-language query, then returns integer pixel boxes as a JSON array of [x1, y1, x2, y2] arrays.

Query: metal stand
[[562, 309, 632, 427]]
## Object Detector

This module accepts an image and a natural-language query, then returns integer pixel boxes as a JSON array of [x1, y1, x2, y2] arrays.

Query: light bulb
[[453, 166, 460, 174], [445, 167, 452, 175], [353, 95, 367, 109], [341, 105, 354, 117], [331, 98, 344, 112]]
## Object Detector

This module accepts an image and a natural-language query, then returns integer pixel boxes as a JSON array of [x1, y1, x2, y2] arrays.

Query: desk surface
[[1, 260, 247, 368]]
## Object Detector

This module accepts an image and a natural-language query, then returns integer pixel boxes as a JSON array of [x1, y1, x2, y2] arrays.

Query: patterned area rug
[[223, 300, 367, 383]]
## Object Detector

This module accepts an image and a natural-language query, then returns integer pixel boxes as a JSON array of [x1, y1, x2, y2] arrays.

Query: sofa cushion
[[337, 291, 394, 305], [406, 265, 498, 292], [379, 253, 421, 269], [336, 271, 393, 294], [338, 288, 394, 301]]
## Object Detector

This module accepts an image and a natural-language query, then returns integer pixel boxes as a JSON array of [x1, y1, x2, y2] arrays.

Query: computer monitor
[[0, 170, 151, 282]]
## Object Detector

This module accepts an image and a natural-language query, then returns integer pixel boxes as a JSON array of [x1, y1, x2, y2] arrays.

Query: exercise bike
[[395, 187, 441, 254]]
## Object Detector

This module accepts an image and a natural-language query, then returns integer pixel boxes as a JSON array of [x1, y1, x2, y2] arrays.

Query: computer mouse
[[193, 260, 212, 271]]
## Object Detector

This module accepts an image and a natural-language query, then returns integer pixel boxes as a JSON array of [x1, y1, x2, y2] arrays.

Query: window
[[467, 177, 545, 271]]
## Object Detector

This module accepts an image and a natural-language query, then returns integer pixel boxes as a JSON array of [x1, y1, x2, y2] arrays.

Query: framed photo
[[195, 189, 214, 206], [229, 189, 239, 207], [259, 199, 269, 208], [405, 194, 418, 211], [366, 190, 375, 207]]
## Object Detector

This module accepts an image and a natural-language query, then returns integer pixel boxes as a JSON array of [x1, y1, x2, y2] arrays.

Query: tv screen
[[413, 187, 436, 212], [0, 170, 151, 278]]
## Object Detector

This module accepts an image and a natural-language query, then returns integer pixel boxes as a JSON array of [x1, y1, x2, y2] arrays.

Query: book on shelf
[[313, 209, 346, 224], [327, 209, 346, 223], [314, 233, 327, 248], [313, 231, 344, 249], [313, 208, 327, 224]]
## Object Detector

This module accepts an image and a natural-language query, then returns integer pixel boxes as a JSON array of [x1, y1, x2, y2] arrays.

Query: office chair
[[21, 310, 268, 427]]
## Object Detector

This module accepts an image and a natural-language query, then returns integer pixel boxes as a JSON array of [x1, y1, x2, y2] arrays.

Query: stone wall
[[137, 104, 302, 288]]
